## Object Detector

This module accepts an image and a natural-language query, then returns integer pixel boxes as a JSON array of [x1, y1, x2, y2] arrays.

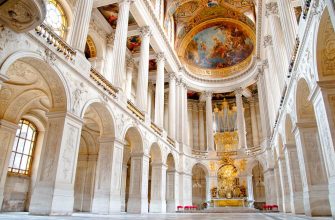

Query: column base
[[291, 192, 304, 214], [149, 199, 166, 213], [328, 177, 335, 217], [166, 200, 176, 212], [284, 194, 292, 213], [92, 193, 121, 214], [303, 185, 331, 216], [29, 185, 74, 215], [127, 197, 148, 213], [0, 190, 4, 211]]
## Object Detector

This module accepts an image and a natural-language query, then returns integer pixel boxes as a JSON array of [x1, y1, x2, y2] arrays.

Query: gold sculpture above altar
[[214, 154, 247, 199], [214, 131, 239, 152]]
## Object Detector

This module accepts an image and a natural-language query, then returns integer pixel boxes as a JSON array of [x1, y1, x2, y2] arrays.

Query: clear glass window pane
[[45, 0, 67, 37], [8, 119, 37, 176]]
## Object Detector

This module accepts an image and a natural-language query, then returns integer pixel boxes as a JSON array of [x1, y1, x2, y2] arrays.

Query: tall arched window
[[45, 0, 68, 38], [8, 120, 37, 175]]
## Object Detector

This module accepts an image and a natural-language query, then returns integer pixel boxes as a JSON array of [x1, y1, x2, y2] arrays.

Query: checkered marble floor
[[0, 212, 332, 220]]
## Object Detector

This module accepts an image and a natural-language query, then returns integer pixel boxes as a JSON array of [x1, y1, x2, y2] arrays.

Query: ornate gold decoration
[[216, 154, 246, 199], [214, 131, 239, 152]]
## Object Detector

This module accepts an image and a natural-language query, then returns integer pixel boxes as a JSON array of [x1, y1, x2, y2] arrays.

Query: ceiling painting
[[149, 59, 157, 71], [127, 36, 141, 53], [98, 4, 136, 29], [178, 19, 255, 78]]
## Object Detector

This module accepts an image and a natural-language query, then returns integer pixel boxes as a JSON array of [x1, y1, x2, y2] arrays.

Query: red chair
[[272, 205, 278, 211], [177, 205, 183, 211], [192, 205, 198, 210], [184, 205, 191, 210]]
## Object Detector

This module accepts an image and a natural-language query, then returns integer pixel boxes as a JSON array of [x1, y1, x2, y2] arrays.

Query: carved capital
[[126, 57, 136, 68], [106, 33, 115, 45], [265, 2, 279, 17], [138, 26, 151, 38], [263, 35, 273, 48], [155, 52, 165, 62], [203, 91, 213, 98], [168, 72, 177, 81], [234, 88, 244, 96]]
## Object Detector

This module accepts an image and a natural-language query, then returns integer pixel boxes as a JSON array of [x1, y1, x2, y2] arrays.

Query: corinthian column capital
[[155, 52, 165, 62], [138, 26, 151, 38], [265, 2, 279, 17]]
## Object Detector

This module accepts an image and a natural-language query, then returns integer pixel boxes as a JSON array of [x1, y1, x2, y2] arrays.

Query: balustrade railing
[[192, 149, 208, 158], [90, 68, 118, 97], [151, 122, 163, 136], [127, 100, 145, 121], [35, 23, 76, 60]]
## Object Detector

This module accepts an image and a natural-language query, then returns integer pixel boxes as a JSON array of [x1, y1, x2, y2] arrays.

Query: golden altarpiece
[[210, 99, 248, 207]]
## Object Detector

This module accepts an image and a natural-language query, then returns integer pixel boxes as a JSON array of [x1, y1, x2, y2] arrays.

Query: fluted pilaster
[[154, 52, 165, 127]]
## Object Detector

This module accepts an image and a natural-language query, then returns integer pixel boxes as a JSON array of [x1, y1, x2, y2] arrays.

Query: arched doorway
[[252, 162, 265, 210], [148, 143, 165, 213], [166, 153, 177, 212], [284, 115, 304, 214], [192, 164, 207, 209], [121, 127, 147, 213], [74, 102, 116, 213]]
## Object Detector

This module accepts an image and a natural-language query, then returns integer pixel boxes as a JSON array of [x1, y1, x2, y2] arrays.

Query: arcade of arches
[[0, 0, 334, 219]]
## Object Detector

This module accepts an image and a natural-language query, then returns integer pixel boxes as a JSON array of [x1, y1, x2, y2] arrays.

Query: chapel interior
[[0, 0, 334, 219]]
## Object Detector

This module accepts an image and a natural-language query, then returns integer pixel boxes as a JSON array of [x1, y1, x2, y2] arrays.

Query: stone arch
[[192, 163, 208, 207], [247, 158, 267, 175], [314, 7, 335, 81], [252, 160, 266, 208], [294, 78, 314, 123], [124, 126, 144, 154], [149, 142, 163, 164], [166, 153, 176, 171], [191, 162, 210, 178], [81, 101, 116, 138], [0, 52, 69, 121]]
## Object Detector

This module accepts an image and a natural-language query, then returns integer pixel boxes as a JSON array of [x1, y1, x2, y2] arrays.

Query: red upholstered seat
[[177, 205, 183, 210]]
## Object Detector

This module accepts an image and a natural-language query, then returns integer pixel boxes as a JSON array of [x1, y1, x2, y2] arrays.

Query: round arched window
[[45, 0, 68, 37]]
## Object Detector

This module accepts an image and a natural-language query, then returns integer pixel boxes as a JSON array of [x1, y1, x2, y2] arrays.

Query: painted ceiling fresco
[[165, 0, 256, 78], [98, 4, 136, 29], [127, 36, 141, 53], [184, 22, 253, 69]]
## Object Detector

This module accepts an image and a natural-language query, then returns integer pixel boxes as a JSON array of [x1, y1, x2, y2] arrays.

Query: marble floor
[[0, 213, 332, 220]]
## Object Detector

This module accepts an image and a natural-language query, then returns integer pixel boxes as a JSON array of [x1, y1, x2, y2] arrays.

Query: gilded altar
[[212, 198, 246, 207]]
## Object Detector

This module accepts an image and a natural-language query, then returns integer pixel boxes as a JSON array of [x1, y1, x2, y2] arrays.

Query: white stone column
[[188, 102, 193, 147], [136, 26, 151, 112], [274, 164, 283, 211], [163, 96, 168, 131], [69, 0, 94, 51], [110, 0, 132, 88], [182, 82, 189, 145], [199, 103, 206, 151], [154, 52, 165, 127], [147, 82, 154, 121], [265, 4, 289, 88], [192, 102, 199, 150], [125, 58, 135, 99], [312, 86, 335, 217], [205, 92, 214, 151], [256, 71, 271, 142], [91, 138, 124, 214], [103, 34, 114, 81], [175, 79, 182, 143], [166, 170, 179, 212], [0, 120, 18, 209], [276, 0, 298, 55], [168, 73, 176, 139], [149, 163, 167, 213], [235, 89, 247, 149], [120, 164, 128, 212], [179, 172, 192, 206], [127, 153, 150, 213], [247, 175, 254, 206], [264, 168, 277, 205], [284, 144, 304, 214], [29, 112, 83, 215], [278, 156, 292, 213], [249, 97, 259, 148]]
